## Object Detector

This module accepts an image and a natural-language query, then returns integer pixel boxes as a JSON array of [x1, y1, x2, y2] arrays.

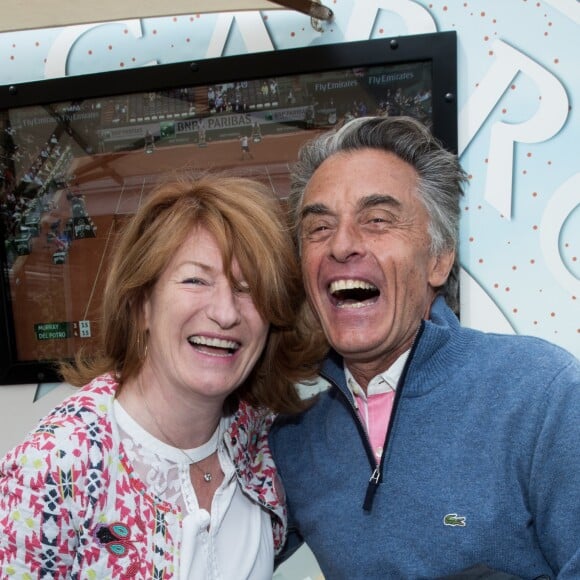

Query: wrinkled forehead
[[301, 149, 420, 215]]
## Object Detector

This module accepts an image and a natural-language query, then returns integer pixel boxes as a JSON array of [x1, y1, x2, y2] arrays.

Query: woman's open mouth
[[187, 335, 240, 356]]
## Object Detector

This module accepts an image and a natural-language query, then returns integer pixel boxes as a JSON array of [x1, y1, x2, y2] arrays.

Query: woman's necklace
[[138, 379, 218, 483]]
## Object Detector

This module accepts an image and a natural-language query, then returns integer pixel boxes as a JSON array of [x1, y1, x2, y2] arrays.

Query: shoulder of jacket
[[2, 375, 117, 478]]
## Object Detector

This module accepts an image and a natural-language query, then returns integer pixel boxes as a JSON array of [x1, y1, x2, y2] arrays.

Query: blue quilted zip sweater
[[270, 297, 580, 579]]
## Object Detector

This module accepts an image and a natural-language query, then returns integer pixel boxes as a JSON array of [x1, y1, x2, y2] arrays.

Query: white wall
[[0, 382, 75, 454]]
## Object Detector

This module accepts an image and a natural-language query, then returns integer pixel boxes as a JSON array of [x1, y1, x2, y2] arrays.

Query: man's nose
[[329, 222, 364, 262]]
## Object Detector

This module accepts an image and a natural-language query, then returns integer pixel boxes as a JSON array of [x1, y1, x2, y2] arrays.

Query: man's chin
[[327, 334, 379, 360]]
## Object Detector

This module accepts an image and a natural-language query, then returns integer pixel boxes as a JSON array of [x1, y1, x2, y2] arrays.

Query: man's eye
[[363, 210, 396, 226], [303, 221, 332, 238]]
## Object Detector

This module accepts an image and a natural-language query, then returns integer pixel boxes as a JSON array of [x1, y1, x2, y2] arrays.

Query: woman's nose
[[206, 284, 242, 329]]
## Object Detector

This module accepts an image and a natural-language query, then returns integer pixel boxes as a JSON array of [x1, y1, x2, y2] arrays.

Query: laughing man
[[270, 115, 580, 580]]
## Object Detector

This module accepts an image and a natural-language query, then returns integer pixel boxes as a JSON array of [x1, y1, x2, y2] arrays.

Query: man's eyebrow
[[300, 202, 332, 220], [300, 194, 401, 221], [357, 193, 402, 211]]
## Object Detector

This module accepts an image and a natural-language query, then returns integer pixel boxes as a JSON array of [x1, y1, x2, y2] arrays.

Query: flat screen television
[[0, 30, 457, 384]]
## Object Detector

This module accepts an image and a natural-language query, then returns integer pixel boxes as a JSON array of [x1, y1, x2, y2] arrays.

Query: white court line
[[82, 180, 127, 321], [264, 164, 276, 197], [137, 175, 147, 209]]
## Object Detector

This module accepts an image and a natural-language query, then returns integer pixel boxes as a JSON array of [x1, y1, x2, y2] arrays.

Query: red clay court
[[9, 129, 320, 364]]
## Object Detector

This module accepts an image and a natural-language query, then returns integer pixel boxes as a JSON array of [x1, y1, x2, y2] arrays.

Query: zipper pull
[[363, 467, 381, 512]]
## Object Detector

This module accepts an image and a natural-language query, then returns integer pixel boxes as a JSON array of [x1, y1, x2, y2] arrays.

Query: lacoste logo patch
[[443, 513, 466, 527]]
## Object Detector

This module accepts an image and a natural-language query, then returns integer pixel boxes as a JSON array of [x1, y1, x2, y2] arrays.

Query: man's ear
[[428, 249, 455, 288]]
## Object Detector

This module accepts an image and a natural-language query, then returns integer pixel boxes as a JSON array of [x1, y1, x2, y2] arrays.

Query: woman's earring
[[137, 332, 148, 361]]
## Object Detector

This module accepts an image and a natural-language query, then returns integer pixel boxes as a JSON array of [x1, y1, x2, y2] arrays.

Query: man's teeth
[[329, 280, 377, 294], [329, 279, 379, 309], [337, 301, 367, 309], [188, 336, 239, 350]]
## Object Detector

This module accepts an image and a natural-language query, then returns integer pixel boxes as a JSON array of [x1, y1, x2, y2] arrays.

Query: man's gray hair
[[288, 115, 468, 313]]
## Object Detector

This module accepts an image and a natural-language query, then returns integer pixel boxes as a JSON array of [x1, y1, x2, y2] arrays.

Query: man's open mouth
[[329, 279, 380, 308], [187, 336, 240, 356]]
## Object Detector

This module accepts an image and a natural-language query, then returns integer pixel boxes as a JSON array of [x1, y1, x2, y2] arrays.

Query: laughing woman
[[0, 175, 324, 579]]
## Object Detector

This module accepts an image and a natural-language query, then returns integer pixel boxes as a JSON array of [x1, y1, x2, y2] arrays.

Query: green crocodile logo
[[443, 513, 466, 527]]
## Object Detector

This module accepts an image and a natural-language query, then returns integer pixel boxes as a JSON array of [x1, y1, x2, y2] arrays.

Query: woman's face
[[143, 226, 269, 404]]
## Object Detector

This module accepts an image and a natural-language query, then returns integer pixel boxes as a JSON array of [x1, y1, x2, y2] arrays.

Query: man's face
[[299, 148, 453, 380]]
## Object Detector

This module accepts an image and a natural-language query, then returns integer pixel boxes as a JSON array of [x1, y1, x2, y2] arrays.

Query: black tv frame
[[0, 31, 457, 384]]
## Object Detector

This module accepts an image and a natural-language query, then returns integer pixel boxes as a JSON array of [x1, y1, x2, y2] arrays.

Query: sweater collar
[[320, 296, 460, 398]]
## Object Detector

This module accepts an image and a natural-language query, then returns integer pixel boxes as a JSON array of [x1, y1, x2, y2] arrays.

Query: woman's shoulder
[[229, 400, 275, 440], [1, 373, 119, 477], [224, 401, 275, 470], [37, 373, 117, 432]]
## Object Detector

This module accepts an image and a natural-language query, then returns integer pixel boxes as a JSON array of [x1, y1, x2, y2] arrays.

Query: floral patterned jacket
[[0, 374, 286, 579]]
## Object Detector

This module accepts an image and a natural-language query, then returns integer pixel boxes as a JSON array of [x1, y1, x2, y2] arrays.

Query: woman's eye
[[183, 277, 205, 285], [235, 281, 251, 294]]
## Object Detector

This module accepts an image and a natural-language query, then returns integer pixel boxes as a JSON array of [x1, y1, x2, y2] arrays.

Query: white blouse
[[113, 400, 274, 580]]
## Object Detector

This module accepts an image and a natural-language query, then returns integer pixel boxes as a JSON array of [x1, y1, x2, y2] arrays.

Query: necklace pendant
[[203, 472, 212, 483]]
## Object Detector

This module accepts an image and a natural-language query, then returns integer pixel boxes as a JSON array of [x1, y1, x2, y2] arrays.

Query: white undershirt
[[113, 400, 274, 580]]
